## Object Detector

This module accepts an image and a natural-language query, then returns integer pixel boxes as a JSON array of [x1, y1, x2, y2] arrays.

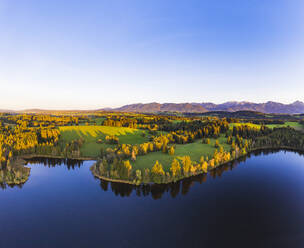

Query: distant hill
[[113, 101, 304, 114], [2, 100, 304, 114], [115, 103, 207, 113], [0, 109, 14, 113]]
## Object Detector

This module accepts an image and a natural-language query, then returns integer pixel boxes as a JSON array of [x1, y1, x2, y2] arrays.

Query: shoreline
[[8, 145, 304, 186], [9, 154, 96, 169], [20, 154, 96, 161], [90, 145, 304, 186]]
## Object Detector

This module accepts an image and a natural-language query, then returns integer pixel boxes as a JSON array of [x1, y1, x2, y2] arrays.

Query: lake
[[0, 151, 304, 248]]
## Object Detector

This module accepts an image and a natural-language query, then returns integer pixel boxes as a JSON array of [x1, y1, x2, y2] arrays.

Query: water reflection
[[0, 157, 84, 189], [3, 149, 303, 192], [96, 170, 208, 199], [96, 149, 304, 200], [0, 163, 30, 189], [25, 157, 84, 170]]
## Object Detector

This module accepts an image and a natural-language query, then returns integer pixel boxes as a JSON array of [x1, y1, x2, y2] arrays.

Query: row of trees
[[93, 119, 304, 184], [92, 144, 243, 184], [2, 114, 80, 127], [0, 121, 63, 167], [251, 127, 304, 149]]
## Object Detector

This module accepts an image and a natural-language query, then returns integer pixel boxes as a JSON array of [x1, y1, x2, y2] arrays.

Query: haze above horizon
[[1, 0, 304, 110]]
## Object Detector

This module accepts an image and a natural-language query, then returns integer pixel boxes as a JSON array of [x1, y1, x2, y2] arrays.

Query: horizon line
[[1, 100, 303, 112]]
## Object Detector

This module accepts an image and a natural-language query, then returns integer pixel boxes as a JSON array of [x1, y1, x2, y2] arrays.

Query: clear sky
[[0, 0, 304, 110]]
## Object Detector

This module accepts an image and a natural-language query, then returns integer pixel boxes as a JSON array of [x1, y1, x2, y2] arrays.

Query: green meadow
[[58, 126, 149, 157], [230, 121, 304, 131], [229, 123, 262, 129], [265, 121, 304, 131], [131, 135, 231, 172]]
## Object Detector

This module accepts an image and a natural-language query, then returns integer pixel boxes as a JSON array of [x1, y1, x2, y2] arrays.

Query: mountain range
[[2, 101, 304, 114], [112, 101, 304, 114]]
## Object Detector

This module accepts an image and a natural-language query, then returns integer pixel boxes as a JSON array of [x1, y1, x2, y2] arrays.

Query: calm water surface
[[0, 151, 304, 248]]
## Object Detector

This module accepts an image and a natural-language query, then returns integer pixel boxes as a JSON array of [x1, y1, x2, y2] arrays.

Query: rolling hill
[[113, 101, 304, 114]]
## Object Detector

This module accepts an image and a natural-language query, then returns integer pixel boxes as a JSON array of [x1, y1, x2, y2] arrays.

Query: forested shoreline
[[1, 112, 304, 186], [91, 124, 304, 185]]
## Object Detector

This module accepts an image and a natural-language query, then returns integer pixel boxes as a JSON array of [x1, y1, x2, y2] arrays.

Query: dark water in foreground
[[0, 151, 304, 248]]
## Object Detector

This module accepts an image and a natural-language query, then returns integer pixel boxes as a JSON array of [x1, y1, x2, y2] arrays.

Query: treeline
[[230, 125, 271, 139], [92, 124, 304, 185], [252, 127, 304, 149], [92, 146, 240, 184], [0, 124, 61, 167], [97, 156, 250, 199], [1, 114, 80, 127], [251, 119, 285, 125], [103, 114, 199, 130]]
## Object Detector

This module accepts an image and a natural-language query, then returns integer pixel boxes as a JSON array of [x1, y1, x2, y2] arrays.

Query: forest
[[0, 111, 304, 186]]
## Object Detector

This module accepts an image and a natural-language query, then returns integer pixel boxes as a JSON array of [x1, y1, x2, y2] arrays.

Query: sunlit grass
[[265, 121, 303, 130], [131, 135, 231, 171], [230, 122, 304, 132], [229, 123, 261, 129], [59, 125, 140, 139], [58, 125, 149, 157]]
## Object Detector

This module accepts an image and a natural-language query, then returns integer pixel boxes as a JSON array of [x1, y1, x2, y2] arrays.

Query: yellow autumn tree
[[201, 161, 208, 173], [170, 159, 181, 177], [181, 156, 191, 176], [123, 160, 132, 177], [168, 146, 175, 155], [152, 160, 165, 176], [151, 160, 165, 183]]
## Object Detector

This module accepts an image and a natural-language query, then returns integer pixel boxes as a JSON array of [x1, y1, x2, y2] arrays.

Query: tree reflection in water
[[25, 157, 84, 170], [3, 149, 302, 192], [96, 173, 208, 200], [0, 163, 30, 190], [0, 157, 84, 189], [96, 149, 304, 200]]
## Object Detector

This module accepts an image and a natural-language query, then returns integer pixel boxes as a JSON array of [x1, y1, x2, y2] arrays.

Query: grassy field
[[131, 135, 231, 172], [265, 121, 304, 131], [58, 126, 149, 157], [91, 117, 106, 125], [78, 117, 106, 126], [229, 123, 261, 129], [230, 122, 304, 132]]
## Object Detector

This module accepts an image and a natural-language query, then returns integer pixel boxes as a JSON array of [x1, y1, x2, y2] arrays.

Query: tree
[[123, 160, 132, 178], [131, 149, 136, 161], [181, 156, 191, 176], [134, 170, 142, 185], [168, 146, 175, 155], [209, 159, 215, 168], [162, 143, 167, 153], [201, 161, 208, 173], [151, 160, 165, 183], [148, 143, 154, 152], [170, 159, 181, 178], [152, 160, 165, 176]]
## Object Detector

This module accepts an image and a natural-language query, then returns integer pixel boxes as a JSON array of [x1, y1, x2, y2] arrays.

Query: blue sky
[[0, 0, 303, 109]]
